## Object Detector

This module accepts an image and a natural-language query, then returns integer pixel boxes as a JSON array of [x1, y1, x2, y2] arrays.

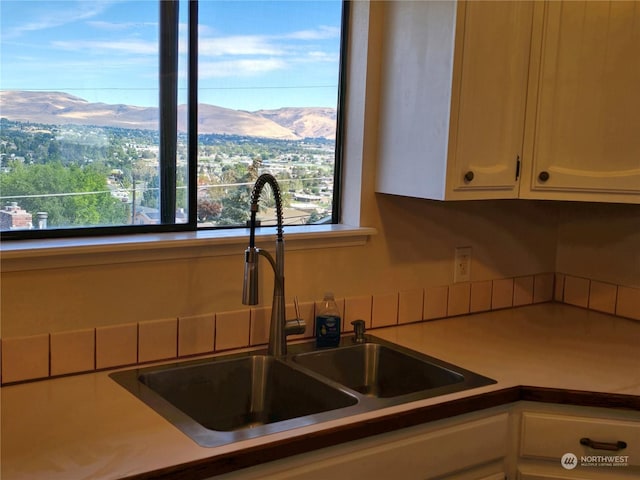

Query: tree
[[217, 184, 251, 225], [214, 156, 264, 225], [1, 160, 128, 227], [197, 195, 222, 222]]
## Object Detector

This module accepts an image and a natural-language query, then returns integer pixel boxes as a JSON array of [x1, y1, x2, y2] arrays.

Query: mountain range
[[0, 91, 337, 140]]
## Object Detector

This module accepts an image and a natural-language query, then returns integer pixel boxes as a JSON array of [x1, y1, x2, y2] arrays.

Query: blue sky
[[0, 0, 342, 110]]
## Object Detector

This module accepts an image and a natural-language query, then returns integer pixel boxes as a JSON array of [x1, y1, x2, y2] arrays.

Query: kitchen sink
[[292, 343, 464, 398], [112, 353, 358, 447], [138, 355, 357, 431], [111, 336, 495, 447]]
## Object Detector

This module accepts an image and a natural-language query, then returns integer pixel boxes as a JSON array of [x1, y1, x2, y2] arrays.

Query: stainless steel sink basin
[[112, 353, 358, 447], [139, 355, 357, 431], [292, 343, 463, 398], [111, 336, 495, 447]]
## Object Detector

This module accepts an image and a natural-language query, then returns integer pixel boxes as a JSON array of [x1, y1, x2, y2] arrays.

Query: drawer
[[521, 412, 640, 467]]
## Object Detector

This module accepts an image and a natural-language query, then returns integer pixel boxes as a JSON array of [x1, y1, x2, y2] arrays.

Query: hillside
[[256, 107, 337, 140], [0, 91, 336, 140]]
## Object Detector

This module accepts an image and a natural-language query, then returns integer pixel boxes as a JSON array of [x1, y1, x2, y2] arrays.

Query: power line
[[0, 190, 113, 200], [199, 85, 337, 91], [0, 176, 332, 201], [13, 85, 338, 92]]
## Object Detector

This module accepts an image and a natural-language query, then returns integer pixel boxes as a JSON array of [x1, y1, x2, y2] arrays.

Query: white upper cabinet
[[448, 1, 533, 198], [520, 0, 640, 202], [376, 0, 640, 203]]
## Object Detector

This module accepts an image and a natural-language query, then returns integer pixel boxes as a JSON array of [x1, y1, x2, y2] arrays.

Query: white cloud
[[306, 51, 338, 62], [195, 24, 339, 79], [198, 24, 339, 59], [284, 26, 341, 41], [199, 59, 287, 78], [199, 36, 285, 57], [85, 20, 157, 31], [2, 1, 117, 39], [51, 39, 157, 56]]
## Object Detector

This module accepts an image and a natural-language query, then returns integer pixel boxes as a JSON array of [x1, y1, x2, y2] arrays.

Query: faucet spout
[[242, 173, 298, 357]]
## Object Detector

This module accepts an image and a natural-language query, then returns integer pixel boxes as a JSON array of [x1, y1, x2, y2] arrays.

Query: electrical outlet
[[454, 246, 471, 283]]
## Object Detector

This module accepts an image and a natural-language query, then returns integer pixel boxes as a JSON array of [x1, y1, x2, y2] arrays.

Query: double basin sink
[[111, 336, 495, 447]]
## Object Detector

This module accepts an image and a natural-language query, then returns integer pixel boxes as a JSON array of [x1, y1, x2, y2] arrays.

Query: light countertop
[[2, 303, 640, 479]]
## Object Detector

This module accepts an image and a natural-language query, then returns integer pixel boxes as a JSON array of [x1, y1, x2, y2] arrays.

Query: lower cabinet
[[211, 402, 640, 480], [514, 402, 640, 480], [213, 408, 510, 480]]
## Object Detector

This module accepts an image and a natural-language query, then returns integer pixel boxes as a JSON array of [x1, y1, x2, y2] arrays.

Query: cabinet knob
[[538, 171, 550, 182], [464, 171, 474, 183]]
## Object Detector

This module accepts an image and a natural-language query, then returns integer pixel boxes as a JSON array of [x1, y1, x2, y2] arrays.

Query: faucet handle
[[351, 319, 366, 343], [285, 318, 306, 336], [285, 296, 306, 336], [294, 296, 301, 320]]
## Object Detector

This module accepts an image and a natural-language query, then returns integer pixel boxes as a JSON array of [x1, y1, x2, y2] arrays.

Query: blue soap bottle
[[316, 292, 341, 347]]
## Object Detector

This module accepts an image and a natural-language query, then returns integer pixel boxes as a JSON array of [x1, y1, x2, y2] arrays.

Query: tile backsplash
[[50, 328, 94, 376], [138, 318, 178, 363], [2, 271, 638, 385], [2, 334, 49, 384], [555, 273, 640, 320]]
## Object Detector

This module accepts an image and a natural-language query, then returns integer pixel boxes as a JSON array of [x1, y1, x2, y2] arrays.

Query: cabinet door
[[376, 1, 533, 200], [447, 0, 533, 198], [521, 0, 640, 203]]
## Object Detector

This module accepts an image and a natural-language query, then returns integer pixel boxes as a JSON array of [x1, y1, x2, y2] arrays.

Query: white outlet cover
[[454, 246, 472, 283]]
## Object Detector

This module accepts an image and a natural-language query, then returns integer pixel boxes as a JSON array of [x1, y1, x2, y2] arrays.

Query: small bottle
[[315, 292, 341, 348]]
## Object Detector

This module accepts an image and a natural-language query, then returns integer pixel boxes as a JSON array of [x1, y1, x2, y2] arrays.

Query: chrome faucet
[[242, 173, 305, 356]]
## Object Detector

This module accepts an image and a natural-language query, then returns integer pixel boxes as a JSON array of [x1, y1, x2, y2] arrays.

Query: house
[[0, 202, 32, 230]]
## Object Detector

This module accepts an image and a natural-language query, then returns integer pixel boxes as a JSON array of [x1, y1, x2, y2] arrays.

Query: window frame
[[0, 0, 348, 241]]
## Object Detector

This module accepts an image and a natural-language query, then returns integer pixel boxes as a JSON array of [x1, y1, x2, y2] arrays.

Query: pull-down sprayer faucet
[[242, 173, 305, 357]]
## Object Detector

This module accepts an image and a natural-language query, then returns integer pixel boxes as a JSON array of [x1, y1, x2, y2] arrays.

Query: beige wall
[[555, 202, 640, 288]]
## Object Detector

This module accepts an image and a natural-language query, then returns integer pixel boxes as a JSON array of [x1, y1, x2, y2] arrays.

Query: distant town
[[0, 118, 337, 231]]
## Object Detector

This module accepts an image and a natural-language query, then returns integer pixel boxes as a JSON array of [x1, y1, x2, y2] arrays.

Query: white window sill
[[0, 224, 377, 272]]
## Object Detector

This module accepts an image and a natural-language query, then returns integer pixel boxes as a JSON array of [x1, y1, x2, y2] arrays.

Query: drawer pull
[[580, 437, 627, 451]]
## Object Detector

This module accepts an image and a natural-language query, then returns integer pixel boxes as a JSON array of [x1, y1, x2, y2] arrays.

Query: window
[[0, 0, 346, 239]]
